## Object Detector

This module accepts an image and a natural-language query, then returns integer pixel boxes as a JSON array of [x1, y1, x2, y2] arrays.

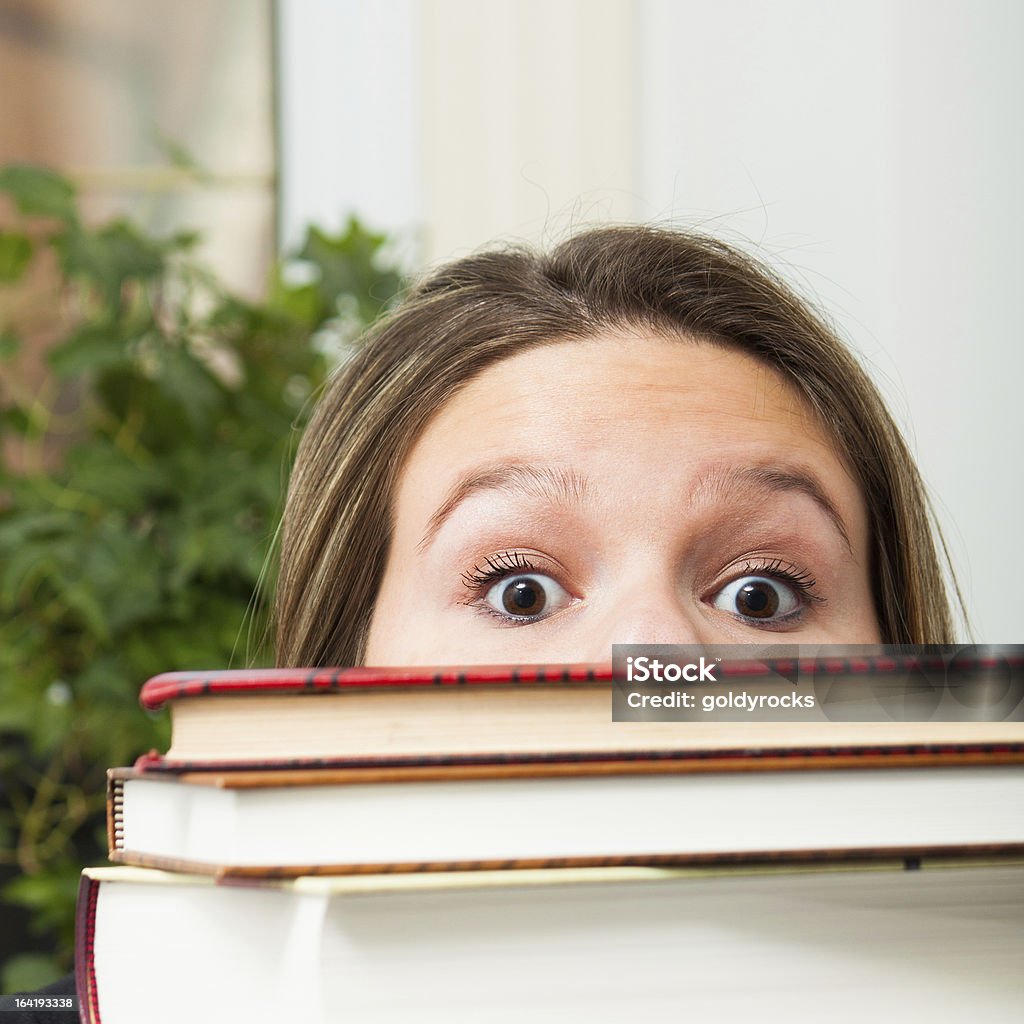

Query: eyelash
[[459, 551, 824, 625], [460, 550, 541, 591], [736, 557, 821, 599]]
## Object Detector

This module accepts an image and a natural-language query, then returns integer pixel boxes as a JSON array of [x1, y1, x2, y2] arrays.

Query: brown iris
[[501, 578, 547, 616], [735, 580, 780, 618]]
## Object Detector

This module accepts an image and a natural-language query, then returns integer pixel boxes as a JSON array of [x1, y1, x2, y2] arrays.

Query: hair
[[274, 225, 960, 666]]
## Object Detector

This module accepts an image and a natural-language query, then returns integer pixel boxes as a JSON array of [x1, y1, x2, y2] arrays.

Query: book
[[76, 861, 1024, 1024], [138, 661, 1024, 768], [106, 755, 1024, 877]]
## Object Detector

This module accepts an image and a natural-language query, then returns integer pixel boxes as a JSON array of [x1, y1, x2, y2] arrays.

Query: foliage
[[0, 164, 403, 990]]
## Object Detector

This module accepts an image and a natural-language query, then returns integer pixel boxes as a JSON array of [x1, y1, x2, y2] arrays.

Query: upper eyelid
[[460, 551, 533, 585], [736, 558, 817, 589], [460, 550, 567, 588], [461, 553, 821, 589], [709, 553, 819, 587]]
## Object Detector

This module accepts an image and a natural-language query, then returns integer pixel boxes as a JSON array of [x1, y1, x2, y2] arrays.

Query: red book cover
[[139, 662, 612, 710], [75, 872, 101, 1024], [135, 656, 1024, 774], [138, 653, 1024, 709]]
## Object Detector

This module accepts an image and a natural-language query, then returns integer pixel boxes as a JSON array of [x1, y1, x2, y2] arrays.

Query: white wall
[[637, 0, 1024, 642], [419, 0, 636, 261], [277, 0, 1023, 640], [275, 0, 420, 251]]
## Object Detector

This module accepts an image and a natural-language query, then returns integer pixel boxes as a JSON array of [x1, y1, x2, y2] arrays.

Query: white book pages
[[119, 766, 1024, 867], [86, 863, 1024, 1024]]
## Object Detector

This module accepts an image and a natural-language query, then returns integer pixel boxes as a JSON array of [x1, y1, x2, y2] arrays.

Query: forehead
[[385, 331, 872, 569], [404, 332, 846, 470]]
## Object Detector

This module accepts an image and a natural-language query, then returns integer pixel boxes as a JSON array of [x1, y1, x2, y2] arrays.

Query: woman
[[274, 225, 960, 667], [10, 226, 964, 1022]]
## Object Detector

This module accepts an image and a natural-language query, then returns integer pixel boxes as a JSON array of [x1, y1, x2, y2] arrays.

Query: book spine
[[106, 773, 125, 857], [74, 873, 102, 1024], [140, 664, 611, 709]]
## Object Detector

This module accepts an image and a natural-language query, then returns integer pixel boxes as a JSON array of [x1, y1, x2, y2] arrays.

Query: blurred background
[[0, 0, 1021, 990]]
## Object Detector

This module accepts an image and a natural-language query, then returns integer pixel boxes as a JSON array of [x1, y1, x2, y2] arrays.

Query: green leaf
[[0, 230, 32, 282], [47, 323, 135, 377], [267, 274, 321, 326], [296, 218, 404, 326], [73, 658, 139, 703], [79, 522, 164, 632], [1, 953, 63, 994], [25, 697, 75, 757], [0, 696, 35, 732], [0, 329, 21, 360], [171, 228, 201, 250], [56, 581, 111, 642], [54, 219, 165, 307], [153, 135, 212, 183], [155, 347, 224, 433], [0, 164, 77, 221], [64, 442, 161, 514], [5, 873, 62, 910], [0, 540, 63, 611], [3, 867, 81, 934], [0, 510, 80, 551]]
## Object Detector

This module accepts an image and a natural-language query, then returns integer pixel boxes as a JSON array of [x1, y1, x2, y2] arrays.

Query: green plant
[[0, 165, 403, 990]]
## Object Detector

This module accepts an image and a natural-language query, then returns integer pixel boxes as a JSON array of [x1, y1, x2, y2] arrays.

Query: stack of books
[[77, 661, 1024, 1023]]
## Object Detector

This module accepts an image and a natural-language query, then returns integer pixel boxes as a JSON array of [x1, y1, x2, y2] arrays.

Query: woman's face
[[364, 332, 880, 665]]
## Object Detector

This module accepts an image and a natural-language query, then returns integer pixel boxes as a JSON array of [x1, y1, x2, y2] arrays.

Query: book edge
[[74, 871, 101, 1024], [140, 665, 611, 710], [130, 744, 1024, 778], [106, 843, 1024, 880], [81, 855, 1024, 897]]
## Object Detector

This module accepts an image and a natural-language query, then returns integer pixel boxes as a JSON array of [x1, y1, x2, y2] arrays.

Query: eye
[[482, 573, 571, 622], [712, 575, 803, 622]]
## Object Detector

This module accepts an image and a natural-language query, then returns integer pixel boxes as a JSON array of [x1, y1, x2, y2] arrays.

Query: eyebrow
[[416, 459, 853, 555], [416, 463, 588, 553], [689, 463, 853, 553]]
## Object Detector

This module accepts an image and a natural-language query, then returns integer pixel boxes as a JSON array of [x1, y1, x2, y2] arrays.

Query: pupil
[[737, 581, 778, 618], [502, 578, 545, 616]]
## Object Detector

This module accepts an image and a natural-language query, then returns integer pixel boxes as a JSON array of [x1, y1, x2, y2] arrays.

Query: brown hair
[[274, 225, 960, 666]]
